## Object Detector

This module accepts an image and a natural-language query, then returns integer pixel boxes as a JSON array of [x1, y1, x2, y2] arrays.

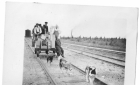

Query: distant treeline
[[61, 36, 126, 40], [61, 36, 126, 50]]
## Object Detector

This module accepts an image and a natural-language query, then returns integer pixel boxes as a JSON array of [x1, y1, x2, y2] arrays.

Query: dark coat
[[42, 25, 48, 34], [55, 39, 64, 57]]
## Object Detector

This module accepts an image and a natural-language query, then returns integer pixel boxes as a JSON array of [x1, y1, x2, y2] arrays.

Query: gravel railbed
[[25, 38, 124, 85], [61, 40, 125, 51], [22, 41, 51, 85], [64, 49, 125, 85], [25, 38, 90, 85], [62, 43, 125, 61]]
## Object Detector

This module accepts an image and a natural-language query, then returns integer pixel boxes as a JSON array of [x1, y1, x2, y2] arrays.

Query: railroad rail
[[26, 38, 125, 67], [25, 39, 57, 85], [70, 64, 107, 85], [63, 47, 125, 67], [25, 38, 108, 85], [62, 44, 125, 62], [62, 42, 126, 54]]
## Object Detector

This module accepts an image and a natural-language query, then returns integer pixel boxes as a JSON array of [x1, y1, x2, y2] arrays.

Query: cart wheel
[[36, 51, 39, 57], [35, 50, 36, 54], [35, 49, 37, 54], [37, 53, 39, 57], [36, 50, 41, 57], [45, 50, 48, 54]]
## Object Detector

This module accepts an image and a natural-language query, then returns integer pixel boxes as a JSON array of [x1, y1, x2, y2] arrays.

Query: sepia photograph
[[3, 1, 138, 85]]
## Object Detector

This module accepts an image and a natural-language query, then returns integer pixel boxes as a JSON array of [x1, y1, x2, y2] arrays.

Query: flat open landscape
[[61, 37, 126, 51]]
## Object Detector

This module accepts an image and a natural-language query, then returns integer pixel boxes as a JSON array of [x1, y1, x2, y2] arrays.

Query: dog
[[46, 50, 55, 66], [58, 56, 72, 75], [85, 66, 96, 85]]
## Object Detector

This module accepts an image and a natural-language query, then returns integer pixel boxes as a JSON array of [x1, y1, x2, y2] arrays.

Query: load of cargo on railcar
[[31, 22, 57, 57]]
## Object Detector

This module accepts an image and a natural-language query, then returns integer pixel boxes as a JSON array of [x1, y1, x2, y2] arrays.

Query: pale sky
[[6, 2, 138, 38]]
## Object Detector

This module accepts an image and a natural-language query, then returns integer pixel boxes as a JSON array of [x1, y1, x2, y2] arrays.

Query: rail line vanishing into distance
[[25, 39, 57, 85], [63, 42, 126, 54], [25, 38, 107, 85], [63, 47, 125, 67]]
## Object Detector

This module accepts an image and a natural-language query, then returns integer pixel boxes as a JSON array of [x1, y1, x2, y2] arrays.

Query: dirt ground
[[24, 38, 125, 85], [40, 57, 89, 85], [62, 43, 125, 61], [63, 49, 125, 85], [22, 42, 51, 85], [61, 39, 125, 51], [23, 39, 90, 85]]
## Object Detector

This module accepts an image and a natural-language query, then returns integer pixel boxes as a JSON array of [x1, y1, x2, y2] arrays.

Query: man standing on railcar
[[54, 25, 65, 58], [42, 22, 49, 34]]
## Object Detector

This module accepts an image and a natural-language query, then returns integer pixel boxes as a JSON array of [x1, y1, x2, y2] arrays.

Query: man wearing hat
[[42, 22, 49, 34], [54, 25, 64, 58], [33, 23, 42, 38]]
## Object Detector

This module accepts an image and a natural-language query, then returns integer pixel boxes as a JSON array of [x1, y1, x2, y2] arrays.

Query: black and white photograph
[[2, 1, 138, 85]]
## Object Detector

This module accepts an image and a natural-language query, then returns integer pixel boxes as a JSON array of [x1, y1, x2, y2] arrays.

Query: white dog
[[85, 66, 96, 85]]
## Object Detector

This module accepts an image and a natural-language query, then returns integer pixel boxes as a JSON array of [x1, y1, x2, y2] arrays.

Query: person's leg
[[35, 34, 38, 41], [60, 47, 64, 57], [56, 46, 64, 61], [56, 46, 61, 56], [46, 49, 48, 54]]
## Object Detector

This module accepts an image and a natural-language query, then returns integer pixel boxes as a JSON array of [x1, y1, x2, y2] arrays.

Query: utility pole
[[71, 29, 73, 38]]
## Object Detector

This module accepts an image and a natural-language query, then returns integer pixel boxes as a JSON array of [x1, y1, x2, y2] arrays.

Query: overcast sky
[[6, 2, 138, 38]]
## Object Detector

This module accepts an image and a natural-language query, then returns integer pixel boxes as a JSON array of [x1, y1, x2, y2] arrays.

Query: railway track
[[62, 42, 125, 67], [62, 43, 125, 61], [63, 47, 125, 67], [62, 43, 125, 62], [26, 37, 125, 66], [25, 38, 107, 85], [62, 42, 125, 54], [25, 39, 57, 85]]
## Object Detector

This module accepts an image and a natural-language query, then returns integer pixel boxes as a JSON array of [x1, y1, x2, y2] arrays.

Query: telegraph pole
[[71, 29, 73, 38]]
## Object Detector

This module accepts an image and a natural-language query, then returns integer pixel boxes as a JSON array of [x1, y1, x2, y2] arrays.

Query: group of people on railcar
[[32, 22, 49, 37], [32, 22, 64, 58]]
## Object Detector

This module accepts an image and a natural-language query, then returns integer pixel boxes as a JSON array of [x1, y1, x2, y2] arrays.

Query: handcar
[[33, 32, 56, 57]]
